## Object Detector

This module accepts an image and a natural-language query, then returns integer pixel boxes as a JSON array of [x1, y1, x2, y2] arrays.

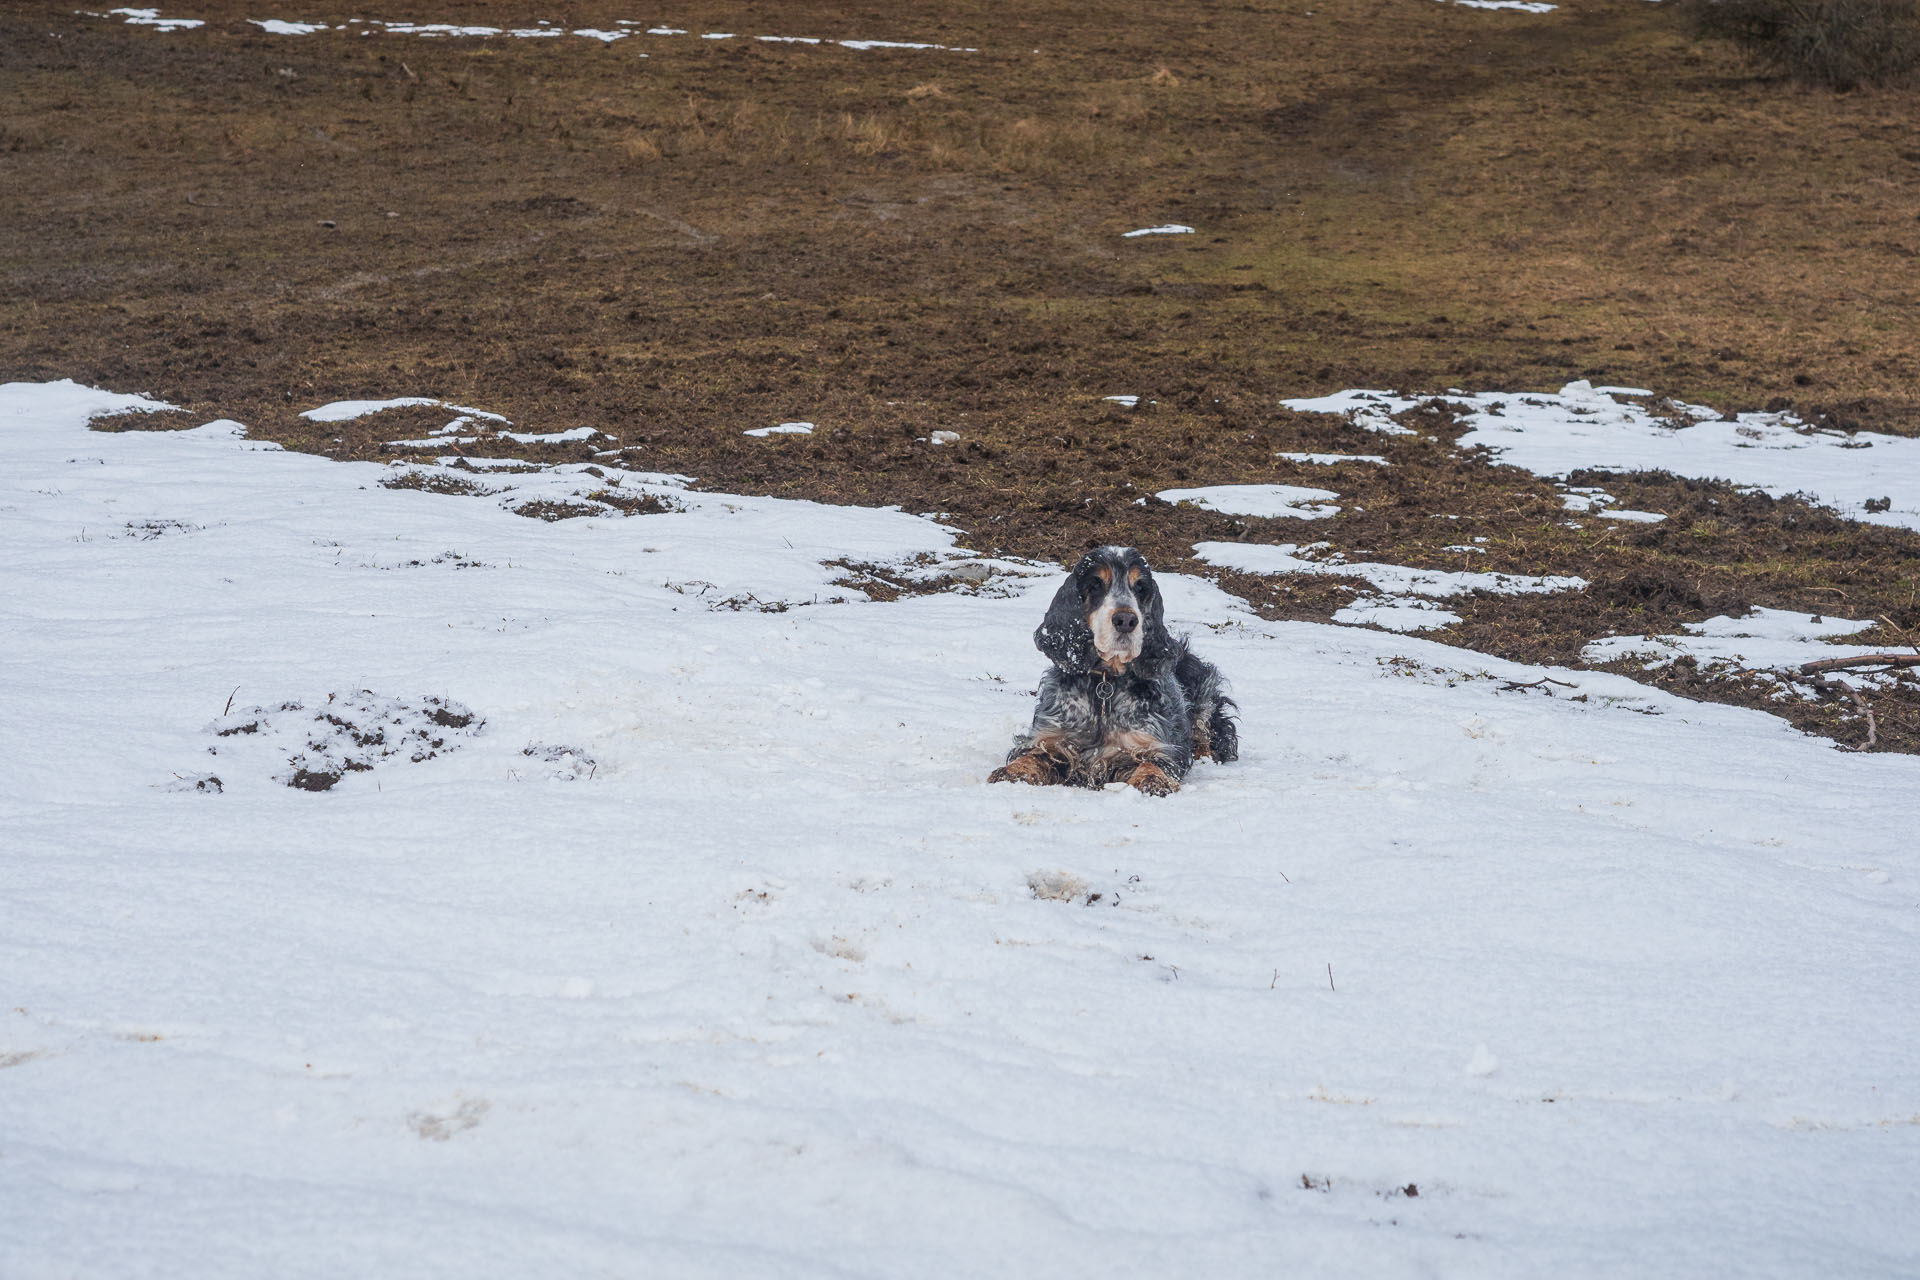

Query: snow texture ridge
[[3, 379, 1919, 1278]]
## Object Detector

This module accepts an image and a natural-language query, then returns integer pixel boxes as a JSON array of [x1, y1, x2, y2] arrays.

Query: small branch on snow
[[223, 686, 239, 717], [1796, 654, 1920, 676], [1498, 676, 1579, 695], [1327, 963, 1335, 993], [1842, 686, 1880, 751]]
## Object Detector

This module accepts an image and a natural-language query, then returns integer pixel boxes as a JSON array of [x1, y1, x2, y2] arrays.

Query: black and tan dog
[[990, 546, 1238, 796]]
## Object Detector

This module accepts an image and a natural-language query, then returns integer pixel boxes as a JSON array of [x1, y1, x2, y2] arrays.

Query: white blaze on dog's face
[[1086, 547, 1148, 672]]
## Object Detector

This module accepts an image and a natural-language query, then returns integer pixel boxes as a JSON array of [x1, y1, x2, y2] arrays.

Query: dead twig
[[1876, 615, 1920, 657], [1796, 654, 1920, 676], [223, 686, 239, 717], [1498, 676, 1579, 694], [1326, 963, 1335, 992], [1846, 687, 1879, 751]]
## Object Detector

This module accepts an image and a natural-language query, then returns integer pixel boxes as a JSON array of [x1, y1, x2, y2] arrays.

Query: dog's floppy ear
[[1137, 569, 1176, 667], [1034, 572, 1097, 673]]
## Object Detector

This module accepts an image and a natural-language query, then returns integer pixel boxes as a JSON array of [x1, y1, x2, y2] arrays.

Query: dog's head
[[1035, 546, 1172, 676]]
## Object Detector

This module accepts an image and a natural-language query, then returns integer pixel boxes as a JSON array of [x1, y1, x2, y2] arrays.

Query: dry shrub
[[904, 82, 946, 99], [619, 130, 661, 162], [1685, 0, 1920, 87], [1149, 66, 1181, 88]]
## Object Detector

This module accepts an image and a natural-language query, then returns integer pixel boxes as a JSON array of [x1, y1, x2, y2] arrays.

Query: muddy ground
[[4, 0, 1917, 748]]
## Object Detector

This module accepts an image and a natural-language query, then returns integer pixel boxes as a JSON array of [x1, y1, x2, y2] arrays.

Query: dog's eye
[[1137, 580, 1153, 596]]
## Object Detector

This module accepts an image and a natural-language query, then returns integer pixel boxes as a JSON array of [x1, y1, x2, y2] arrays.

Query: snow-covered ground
[[5, 380, 1920, 1278]]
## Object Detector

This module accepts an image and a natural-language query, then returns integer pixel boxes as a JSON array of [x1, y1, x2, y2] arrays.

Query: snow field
[[3, 380, 1919, 1277]]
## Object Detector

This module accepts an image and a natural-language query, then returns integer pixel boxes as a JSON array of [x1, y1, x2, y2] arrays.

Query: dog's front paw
[[989, 753, 1056, 786], [1124, 761, 1179, 796]]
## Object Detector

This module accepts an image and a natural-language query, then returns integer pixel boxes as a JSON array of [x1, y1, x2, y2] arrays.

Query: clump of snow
[[1122, 224, 1195, 238], [6, 378, 1920, 1276], [300, 397, 509, 424], [250, 19, 328, 35], [1561, 485, 1668, 524], [744, 421, 815, 438], [500, 426, 599, 445], [1449, 0, 1556, 11], [1158, 484, 1341, 520], [1104, 394, 1141, 407], [1274, 451, 1388, 466], [100, 7, 203, 30], [929, 430, 962, 446]]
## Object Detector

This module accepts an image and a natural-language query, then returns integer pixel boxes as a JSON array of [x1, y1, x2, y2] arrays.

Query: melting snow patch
[[745, 422, 815, 437], [1158, 485, 1341, 520], [1274, 451, 1389, 466], [1448, 0, 1556, 10], [1194, 541, 1585, 605], [100, 7, 203, 30], [1105, 395, 1141, 407], [250, 19, 328, 34], [1282, 390, 1424, 436], [1334, 597, 1463, 633], [1122, 224, 1195, 238], [1293, 380, 1920, 531], [1584, 608, 1883, 678], [500, 427, 599, 445], [301, 397, 510, 424]]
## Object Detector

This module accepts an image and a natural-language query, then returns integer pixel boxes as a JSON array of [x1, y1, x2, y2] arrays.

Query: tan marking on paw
[[1125, 761, 1179, 796], [990, 752, 1059, 786]]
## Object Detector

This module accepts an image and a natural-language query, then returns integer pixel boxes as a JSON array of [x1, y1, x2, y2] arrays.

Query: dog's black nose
[[1113, 609, 1139, 634]]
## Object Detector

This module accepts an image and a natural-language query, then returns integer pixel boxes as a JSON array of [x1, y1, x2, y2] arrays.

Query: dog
[[989, 546, 1237, 796]]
